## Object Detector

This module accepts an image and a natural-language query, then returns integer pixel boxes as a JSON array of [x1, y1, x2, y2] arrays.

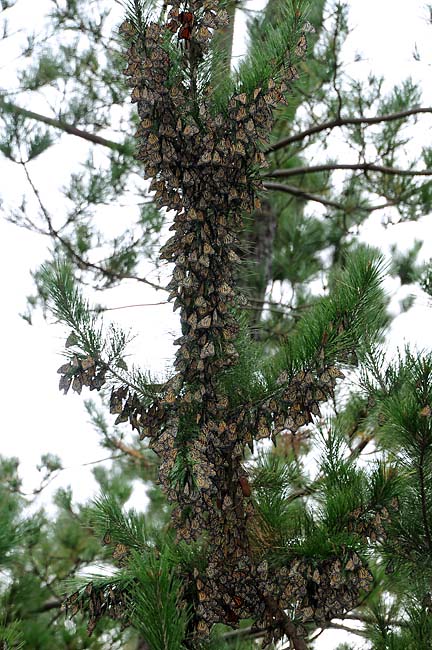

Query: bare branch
[[323, 621, 367, 637], [262, 181, 400, 213], [81, 453, 123, 466], [93, 301, 168, 312], [344, 612, 408, 628], [221, 626, 264, 642], [0, 97, 129, 154], [266, 107, 432, 154], [107, 436, 153, 468], [262, 181, 347, 210], [265, 163, 432, 179]]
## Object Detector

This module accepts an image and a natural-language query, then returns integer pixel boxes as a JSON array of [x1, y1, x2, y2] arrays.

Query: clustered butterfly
[[59, 3, 377, 646]]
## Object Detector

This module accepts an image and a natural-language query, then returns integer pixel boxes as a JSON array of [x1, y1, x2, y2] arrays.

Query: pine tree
[[2, 1, 432, 649]]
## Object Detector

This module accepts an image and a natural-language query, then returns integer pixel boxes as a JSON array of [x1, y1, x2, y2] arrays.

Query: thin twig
[[221, 626, 264, 641], [18, 470, 61, 497], [93, 301, 168, 312], [81, 453, 123, 466], [20, 161, 165, 291]]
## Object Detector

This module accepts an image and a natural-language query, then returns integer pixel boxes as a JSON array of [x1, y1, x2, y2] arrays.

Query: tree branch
[[266, 107, 432, 154], [31, 598, 62, 614], [20, 161, 165, 291], [221, 601, 308, 649], [93, 301, 168, 313], [318, 621, 366, 637], [344, 612, 408, 628], [0, 97, 129, 154], [107, 436, 152, 468], [262, 181, 348, 210], [330, 3, 343, 120], [221, 626, 264, 641], [264, 162, 432, 178], [263, 595, 308, 650], [262, 181, 400, 213], [285, 433, 375, 505], [220, 600, 406, 646]]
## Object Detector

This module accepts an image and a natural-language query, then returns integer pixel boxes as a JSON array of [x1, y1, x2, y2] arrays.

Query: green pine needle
[[92, 493, 150, 552], [128, 549, 190, 650]]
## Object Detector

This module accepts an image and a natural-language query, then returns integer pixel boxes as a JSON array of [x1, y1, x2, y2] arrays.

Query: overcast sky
[[1, 1, 432, 647]]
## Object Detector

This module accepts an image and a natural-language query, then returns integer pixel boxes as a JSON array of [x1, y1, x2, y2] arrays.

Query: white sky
[[1, 1, 432, 648]]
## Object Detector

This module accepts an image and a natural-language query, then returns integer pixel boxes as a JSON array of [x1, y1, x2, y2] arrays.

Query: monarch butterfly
[[178, 10, 194, 46]]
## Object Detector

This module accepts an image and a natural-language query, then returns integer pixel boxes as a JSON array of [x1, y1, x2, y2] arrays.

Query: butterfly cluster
[[57, 355, 106, 395], [347, 498, 399, 543], [118, 2, 369, 642], [166, 8, 194, 46], [64, 582, 128, 637], [193, 551, 373, 648], [264, 552, 373, 641], [53, 3, 379, 645], [254, 365, 346, 443]]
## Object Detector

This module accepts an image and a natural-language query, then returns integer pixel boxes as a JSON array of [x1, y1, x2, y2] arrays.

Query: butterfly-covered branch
[[41, 259, 162, 405], [51, 0, 393, 647]]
